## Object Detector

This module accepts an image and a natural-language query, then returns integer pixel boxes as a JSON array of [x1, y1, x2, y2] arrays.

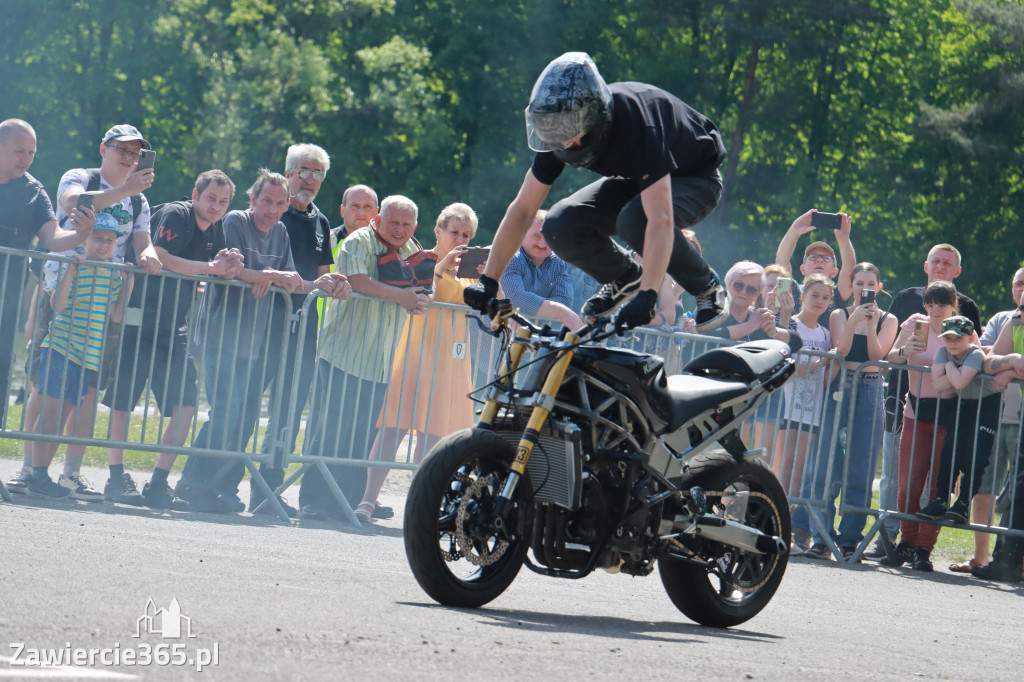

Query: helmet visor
[[525, 109, 584, 152]]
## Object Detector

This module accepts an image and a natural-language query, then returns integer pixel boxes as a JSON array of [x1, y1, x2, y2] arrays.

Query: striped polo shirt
[[43, 264, 121, 372]]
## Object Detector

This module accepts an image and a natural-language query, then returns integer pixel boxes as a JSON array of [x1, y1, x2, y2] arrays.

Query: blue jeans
[[180, 348, 267, 496], [793, 372, 885, 548], [878, 429, 901, 534]]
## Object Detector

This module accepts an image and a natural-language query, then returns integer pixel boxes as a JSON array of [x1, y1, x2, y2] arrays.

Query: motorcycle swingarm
[[669, 514, 787, 555]]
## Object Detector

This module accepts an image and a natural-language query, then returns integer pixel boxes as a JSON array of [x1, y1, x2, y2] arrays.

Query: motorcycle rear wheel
[[659, 449, 790, 628], [404, 428, 534, 608]]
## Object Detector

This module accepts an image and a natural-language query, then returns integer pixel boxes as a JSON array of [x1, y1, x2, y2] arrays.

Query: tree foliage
[[2, 0, 1020, 315]]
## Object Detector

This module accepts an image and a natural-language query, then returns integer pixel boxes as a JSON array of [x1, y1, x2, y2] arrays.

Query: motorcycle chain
[[454, 474, 510, 567], [666, 490, 783, 594]]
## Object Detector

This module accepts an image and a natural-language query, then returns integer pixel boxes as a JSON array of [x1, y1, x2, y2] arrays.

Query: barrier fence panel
[[7, 242, 1023, 548], [0, 246, 297, 521]]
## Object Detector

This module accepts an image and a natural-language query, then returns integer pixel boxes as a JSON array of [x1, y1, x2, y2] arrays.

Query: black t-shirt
[[884, 284, 983, 429], [135, 200, 227, 329], [890, 285, 982, 330], [530, 82, 726, 190], [0, 172, 56, 319], [281, 202, 334, 309]]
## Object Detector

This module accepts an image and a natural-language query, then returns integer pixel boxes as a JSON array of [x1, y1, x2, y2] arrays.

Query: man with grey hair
[[249, 143, 338, 515], [300, 194, 431, 520], [0, 119, 95, 438], [176, 169, 350, 513]]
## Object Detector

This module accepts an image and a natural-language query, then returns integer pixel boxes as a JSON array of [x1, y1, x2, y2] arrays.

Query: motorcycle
[[403, 302, 795, 627]]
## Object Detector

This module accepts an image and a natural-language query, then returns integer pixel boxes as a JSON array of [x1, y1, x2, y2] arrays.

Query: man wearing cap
[[774, 208, 855, 326], [22, 123, 161, 502]]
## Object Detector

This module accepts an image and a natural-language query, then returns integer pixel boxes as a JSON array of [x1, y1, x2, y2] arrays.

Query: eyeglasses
[[104, 143, 141, 161], [730, 280, 760, 296], [295, 168, 325, 182], [805, 254, 834, 264]]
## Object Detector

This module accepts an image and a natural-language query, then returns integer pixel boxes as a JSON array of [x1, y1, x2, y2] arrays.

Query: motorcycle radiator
[[492, 414, 583, 510]]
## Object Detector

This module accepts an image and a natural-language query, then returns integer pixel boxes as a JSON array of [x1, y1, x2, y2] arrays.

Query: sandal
[[949, 557, 984, 573], [354, 501, 375, 524]]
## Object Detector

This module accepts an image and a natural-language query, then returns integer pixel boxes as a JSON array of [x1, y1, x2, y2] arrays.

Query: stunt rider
[[464, 52, 728, 332]]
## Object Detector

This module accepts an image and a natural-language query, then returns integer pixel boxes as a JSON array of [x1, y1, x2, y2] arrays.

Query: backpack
[[59, 168, 142, 227]]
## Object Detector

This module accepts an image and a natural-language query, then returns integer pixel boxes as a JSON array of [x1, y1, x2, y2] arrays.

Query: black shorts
[[100, 324, 198, 414]]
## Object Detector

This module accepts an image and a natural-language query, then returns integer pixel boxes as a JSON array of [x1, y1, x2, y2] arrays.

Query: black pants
[[541, 172, 722, 295], [935, 393, 1001, 501]]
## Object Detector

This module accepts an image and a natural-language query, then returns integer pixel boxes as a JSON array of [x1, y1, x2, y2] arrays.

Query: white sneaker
[[58, 473, 104, 502], [5, 467, 32, 494]]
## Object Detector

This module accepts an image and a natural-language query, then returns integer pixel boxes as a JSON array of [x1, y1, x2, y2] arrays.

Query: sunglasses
[[730, 280, 760, 296], [295, 168, 325, 181]]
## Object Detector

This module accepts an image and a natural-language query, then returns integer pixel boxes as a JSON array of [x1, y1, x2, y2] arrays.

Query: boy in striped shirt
[[27, 221, 130, 499]]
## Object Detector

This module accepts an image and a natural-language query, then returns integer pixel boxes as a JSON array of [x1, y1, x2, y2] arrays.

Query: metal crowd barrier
[[6, 243, 1022, 546], [0, 246, 297, 521], [769, 352, 1024, 565]]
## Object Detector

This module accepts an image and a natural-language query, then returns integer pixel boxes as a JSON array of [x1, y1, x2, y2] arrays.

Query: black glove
[[615, 289, 658, 331], [463, 274, 499, 314]]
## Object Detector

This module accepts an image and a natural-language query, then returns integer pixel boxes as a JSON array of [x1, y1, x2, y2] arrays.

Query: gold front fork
[[477, 326, 534, 427]]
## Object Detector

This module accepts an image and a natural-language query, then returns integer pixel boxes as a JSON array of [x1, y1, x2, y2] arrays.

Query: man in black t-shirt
[[1, 119, 97, 494], [868, 242, 982, 556], [101, 170, 243, 509], [463, 52, 728, 332]]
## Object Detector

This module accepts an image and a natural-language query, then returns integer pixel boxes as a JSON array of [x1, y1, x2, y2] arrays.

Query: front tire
[[659, 450, 790, 627], [404, 428, 534, 608]]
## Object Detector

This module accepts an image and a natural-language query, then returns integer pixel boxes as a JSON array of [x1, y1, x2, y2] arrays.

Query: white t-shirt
[[43, 168, 151, 291], [782, 317, 831, 426]]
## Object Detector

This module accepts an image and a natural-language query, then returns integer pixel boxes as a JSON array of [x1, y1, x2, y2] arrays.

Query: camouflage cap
[[938, 315, 974, 338]]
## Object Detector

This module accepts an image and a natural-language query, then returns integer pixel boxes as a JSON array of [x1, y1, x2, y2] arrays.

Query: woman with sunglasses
[[706, 261, 792, 453]]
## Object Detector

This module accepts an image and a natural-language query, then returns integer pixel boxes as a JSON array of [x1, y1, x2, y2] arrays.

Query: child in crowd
[[27, 223, 130, 499], [796, 263, 897, 561], [916, 316, 1001, 524], [774, 274, 836, 504]]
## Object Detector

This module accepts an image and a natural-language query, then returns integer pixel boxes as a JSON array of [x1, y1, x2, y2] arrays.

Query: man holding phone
[[20, 124, 163, 501], [774, 208, 856, 326]]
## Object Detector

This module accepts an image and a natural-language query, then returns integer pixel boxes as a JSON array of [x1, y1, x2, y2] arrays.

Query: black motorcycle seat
[[655, 374, 751, 433], [683, 339, 791, 382]]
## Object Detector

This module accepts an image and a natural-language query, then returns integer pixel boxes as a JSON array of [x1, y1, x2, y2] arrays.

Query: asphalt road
[[1, 460, 1021, 681]]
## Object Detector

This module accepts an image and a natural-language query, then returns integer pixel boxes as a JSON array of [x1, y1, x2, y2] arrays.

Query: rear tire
[[659, 450, 790, 627], [404, 428, 533, 608]]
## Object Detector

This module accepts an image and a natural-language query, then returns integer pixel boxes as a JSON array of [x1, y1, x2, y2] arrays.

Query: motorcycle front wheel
[[404, 428, 534, 608], [659, 449, 790, 628]]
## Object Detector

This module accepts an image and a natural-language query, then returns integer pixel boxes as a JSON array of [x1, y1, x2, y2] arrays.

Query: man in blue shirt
[[500, 210, 581, 330]]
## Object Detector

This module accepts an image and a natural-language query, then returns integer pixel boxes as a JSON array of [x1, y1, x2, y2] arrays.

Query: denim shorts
[[39, 347, 97, 405]]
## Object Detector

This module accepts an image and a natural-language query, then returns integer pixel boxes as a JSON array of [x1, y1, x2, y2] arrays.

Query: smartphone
[[859, 289, 875, 305], [810, 211, 842, 230], [914, 319, 927, 342], [774, 277, 792, 308], [136, 149, 156, 171], [456, 246, 490, 280], [76, 194, 94, 210]]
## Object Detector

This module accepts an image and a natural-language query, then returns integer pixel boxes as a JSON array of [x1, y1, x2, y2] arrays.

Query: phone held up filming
[[810, 211, 842, 230]]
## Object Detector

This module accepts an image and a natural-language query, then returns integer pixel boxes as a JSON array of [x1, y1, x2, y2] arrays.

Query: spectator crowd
[[1, 118, 1023, 584]]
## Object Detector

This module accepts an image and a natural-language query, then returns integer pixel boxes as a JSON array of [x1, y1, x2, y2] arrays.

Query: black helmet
[[525, 52, 613, 168]]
